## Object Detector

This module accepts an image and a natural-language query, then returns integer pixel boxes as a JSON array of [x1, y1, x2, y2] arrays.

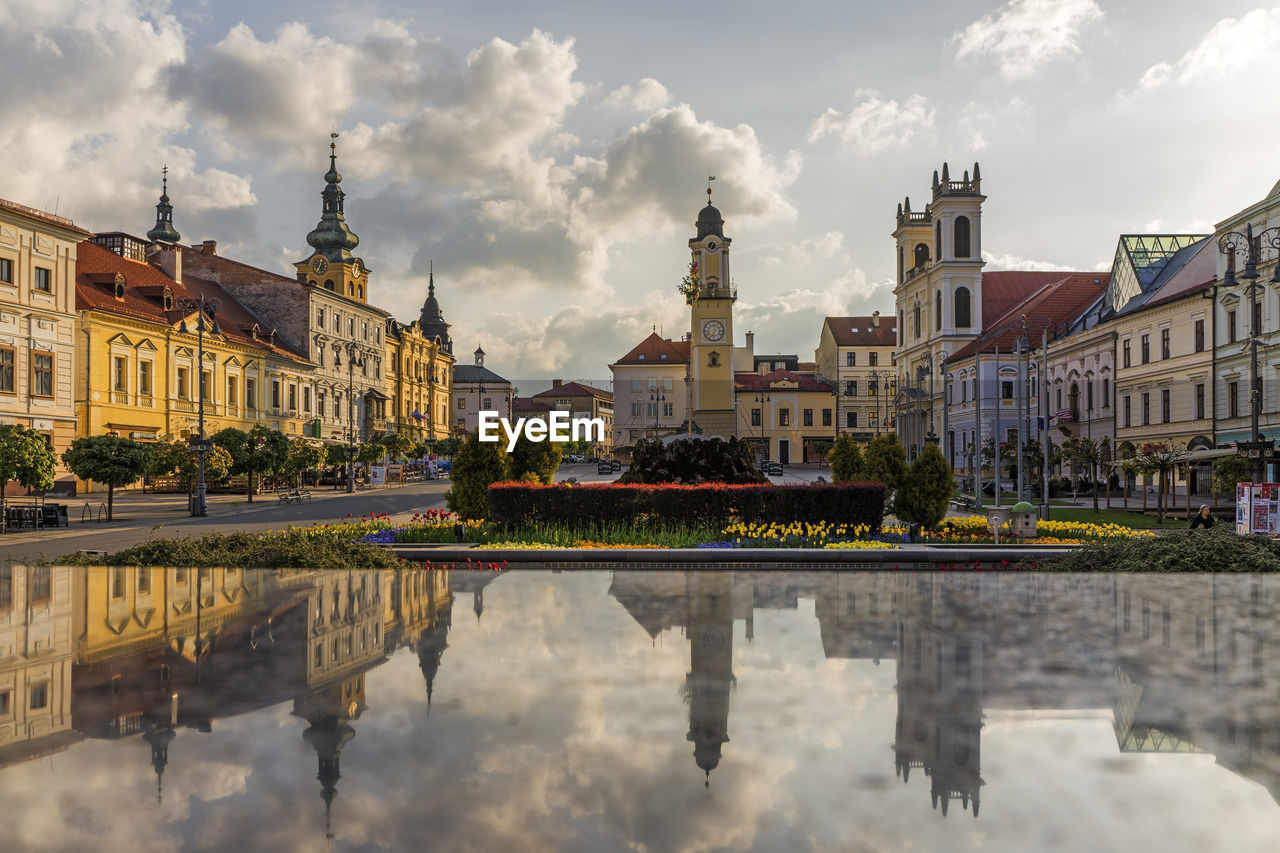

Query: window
[[869, 352, 878, 367], [139, 361, 152, 397], [846, 352, 855, 367], [33, 266, 51, 292], [31, 352, 53, 397], [317, 390, 326, 415], [271, 380, 281, 410], [200, 370, 210, 403], [1229, 381, 1240, 418], [846, 411, 857, 428], [333, 313, 340, 332], [29, 683, 47, 710], [935, 290, 941, 331], [751, 408, 761, 427], [112, 567, 125, 598], [317, 308, 325, 327], [177, 367, 188, 399], [288, 385, 297, 411], [226, 375, 237, 408], [113, 356, 127, 392], [1122, 339, 1131, 368], [245, 378, 256, 410], [1161, 328, 1170, 359], [779, 409, 790, 427], [708, 352, 719, 367], [1194, 319, 1205, 353], [303, 387, 312, 413], [1086, 381, 1094, 413], [348, 318, 355, 336], [1102, 377, 1110, 408], [483, 398, 492, 409], [1057, 388, 1062, 411], [898, 311, 904, 346], [0, 347, 12, 393], [362, 322, 368, 340], [914, 243, 929, 269], [1195, 383, 1205, 420], [954, 216, 972, 258], [1001, 380, 1013, 400], [913, 304, 921, 339], [457, 397, 465, 410], [0, 258, 11, 283], [822, 408, 832, 426], [1140, 334, 1150, 364], [334, 393, 342, 418], [631, 401, 641, 416], [803, 409, 813, 427], [663, 402, 673, 417], [30, 566, 49, 603], [0, 689, 8, 715], [1254, 301, 1263, 337], [1228, 310, 1237, 344], [1141, 392, 1150, 425], [1124, 395, 1131, 427], [646, 402, 657, 418], [138, 570, 150, 595], [1161, 389, 1171, 423], [954, 287, 972, 328]]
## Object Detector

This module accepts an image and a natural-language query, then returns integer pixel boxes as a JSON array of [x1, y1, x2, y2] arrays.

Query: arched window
[[935, 221, 943, 261], [954, 216, 971, 258], [913, 304, 921, 339], [954, 286, 972, 328], [935, 290, 942, 331], [1068, 382, 1080, 421], [324, 279, 335, 291], [914, 243, 929, 269], [357, 284, 364, 299], [898, 246, 904, 283], [898, 311, 904, 346]]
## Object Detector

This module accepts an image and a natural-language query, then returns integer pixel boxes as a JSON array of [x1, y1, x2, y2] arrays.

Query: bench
[[950, 495, 977, 511], [277, 490, 313, 505]]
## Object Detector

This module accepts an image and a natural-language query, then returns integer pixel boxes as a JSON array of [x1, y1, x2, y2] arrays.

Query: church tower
[[295, 133, 372, 304], [146, 166, 181, 245], [688, 185, 737, 438]]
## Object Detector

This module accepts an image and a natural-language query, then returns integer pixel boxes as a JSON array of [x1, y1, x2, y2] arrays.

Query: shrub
[[58, 529, 404, 569], [894, 444, 954, 529], [828, 434, 865, 483], [862, 434, 907, 494], [486, 481, 885, 530], [1033, 526, 1280, 572], [445, 432, 508, 518], [620, 436, 766, 484]]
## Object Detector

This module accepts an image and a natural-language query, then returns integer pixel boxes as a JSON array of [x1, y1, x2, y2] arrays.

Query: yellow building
[[815, 313, 898, 440], [688, 194, 738, 438], [386, 269, 454, 442], [0, 198, 91, 492], [734, 368, 837, 464]]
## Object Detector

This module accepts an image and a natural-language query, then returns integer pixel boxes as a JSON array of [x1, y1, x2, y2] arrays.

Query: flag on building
[[1055, 410, 1073, 422], [411, 409, 424, 420]]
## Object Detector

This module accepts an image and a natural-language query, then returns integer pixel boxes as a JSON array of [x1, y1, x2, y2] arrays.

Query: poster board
[[1237, 483, 1280, 534], [370, 465, 386, 487]]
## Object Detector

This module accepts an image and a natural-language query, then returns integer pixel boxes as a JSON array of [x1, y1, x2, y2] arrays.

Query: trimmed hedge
[[486, 481, 886, 530]]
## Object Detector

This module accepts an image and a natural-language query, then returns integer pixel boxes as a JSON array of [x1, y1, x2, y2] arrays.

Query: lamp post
[[918, 351, 937, 446], [176, 295, 221, 517], [1219, 223, 1280, 483], [343, 341, 365, 493], [1013, 315, 1030, 502], [650, 389, 666, 438], [868, 369, 880, 436]]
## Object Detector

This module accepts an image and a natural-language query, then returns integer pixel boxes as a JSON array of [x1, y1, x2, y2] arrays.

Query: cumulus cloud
[[808, 90, 935, 155], [982, 251, 1077, 272], [0, 0, 256, 230], [951, 0, 1103, 81], [601, 77, 671, 112], [1138, 9, 1280, 89]]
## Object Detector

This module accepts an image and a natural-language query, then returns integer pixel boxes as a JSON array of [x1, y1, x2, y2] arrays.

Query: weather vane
[[707, 173, 716, 204]]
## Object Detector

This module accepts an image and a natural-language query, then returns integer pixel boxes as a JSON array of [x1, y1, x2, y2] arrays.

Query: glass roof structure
[[1104, 234, 1206, 314]]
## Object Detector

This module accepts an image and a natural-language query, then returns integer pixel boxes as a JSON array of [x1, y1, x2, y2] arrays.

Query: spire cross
[[161, 164, 169, 194]]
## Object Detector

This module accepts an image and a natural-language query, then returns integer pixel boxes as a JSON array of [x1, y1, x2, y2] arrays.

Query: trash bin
[[1009, 501, 1038, 540]]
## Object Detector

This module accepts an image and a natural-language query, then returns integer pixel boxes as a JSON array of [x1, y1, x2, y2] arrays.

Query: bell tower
[[688, 182, 737, 438], [295, 133, 372, 304]]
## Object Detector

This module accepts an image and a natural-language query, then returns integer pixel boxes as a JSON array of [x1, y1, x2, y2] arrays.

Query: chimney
[[200, 240, 217, 256], [552, 379, 563, 389], [156, 244, 182, 284], [744, 331, 755, 355], [872, 310, 880, 327]]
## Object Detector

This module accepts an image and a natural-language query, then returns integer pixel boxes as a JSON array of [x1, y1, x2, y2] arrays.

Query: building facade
[[529, 380, 614, 455], [0, 199, 90, 493], [386, 303, 454, 444], [815, 313, 898, 441], [688, 197, 738, 438], [609, 333, 691, 447], [452, 346, 513, 435], [734, 369, 837, 464]]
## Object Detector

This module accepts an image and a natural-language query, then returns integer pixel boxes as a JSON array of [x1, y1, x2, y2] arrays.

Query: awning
[[1182, 447, 1238, 463]]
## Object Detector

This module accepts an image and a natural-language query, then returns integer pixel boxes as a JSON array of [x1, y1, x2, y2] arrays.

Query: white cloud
[[808, 90, 935, 155], [601, 77, 670, 112], [1138, 9, 1280, 89], [982, 251, 1076, 272], [1141, 218, 1214, 234], [951, 0, 1103, 81]]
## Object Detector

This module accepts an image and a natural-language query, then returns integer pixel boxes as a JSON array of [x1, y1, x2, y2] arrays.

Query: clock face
[[311, 256, 329, 274], [705, 240, 718, 253], [702, 319, 726, 343]]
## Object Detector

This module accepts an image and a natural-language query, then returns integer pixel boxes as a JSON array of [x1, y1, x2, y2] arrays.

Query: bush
[[862, 434, 907, 493], [894, 444, 954, 529], [445, 433, 508, 518], [486, 481, 885, 530], [1034, 526, 1280, 572], [620, 436, 766, 484], [828, 434, 865, 483], [58, 529, 404, 568]]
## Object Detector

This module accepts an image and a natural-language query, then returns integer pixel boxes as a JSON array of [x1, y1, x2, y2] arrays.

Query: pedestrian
[[1189, 505, 1215, 529]]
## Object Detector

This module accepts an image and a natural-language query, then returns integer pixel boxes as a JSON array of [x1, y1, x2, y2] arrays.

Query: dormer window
[[162, 287, 173, 310], [113, 274, 126, 300]]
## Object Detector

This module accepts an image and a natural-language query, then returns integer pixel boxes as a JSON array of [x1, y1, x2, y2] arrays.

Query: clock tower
[[689, 188, 737, 438], [295, 133, 372, 303]]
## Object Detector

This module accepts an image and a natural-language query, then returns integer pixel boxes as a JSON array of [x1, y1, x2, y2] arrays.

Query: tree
[[215, 425, 288, 501], [862, 434, 907, 492], [433, 437, 461, 458], [61, 435, 151, 521], [1213, 454, 1253, 498], [1060, 436, 1110, 512], [894, 444, 954, 530], [809, 439, 833, 464], [445, 432, 508, 518], [828, 434, 865, 483], [380, 432, 415, 462], [1125, 442, 1188, 523], [0, 425, 57, 531], [356, 442, 385, 468], [506, 432, 562, 484], [285, 438, 326, 486], [150, 440, 231, 492]]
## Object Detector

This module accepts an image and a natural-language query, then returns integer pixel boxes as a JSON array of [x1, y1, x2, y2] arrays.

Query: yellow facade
[[386, 319, 454, 442], [689, 201, 737, 437]]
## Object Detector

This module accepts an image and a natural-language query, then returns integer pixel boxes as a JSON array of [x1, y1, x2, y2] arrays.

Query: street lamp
[[650, 388, 666, 438], [868, 369, 880, 436], [176, 295, 221, 517], [1219, 223, 1280, 482], [342, 341, 365, 493], [918, 351, 937, 446]]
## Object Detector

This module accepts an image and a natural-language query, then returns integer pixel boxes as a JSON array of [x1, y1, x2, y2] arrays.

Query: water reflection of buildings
[[611, 571, 1280, 816], [0, 567, 453, 838]]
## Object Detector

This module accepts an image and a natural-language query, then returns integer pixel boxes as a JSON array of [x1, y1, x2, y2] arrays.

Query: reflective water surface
[[1, 568, 1279, 852]]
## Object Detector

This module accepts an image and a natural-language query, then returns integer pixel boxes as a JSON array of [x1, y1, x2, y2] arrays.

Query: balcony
[[110, 391, 129, 405], [172, 399, 195, 413], [138, 395, 154, 408]]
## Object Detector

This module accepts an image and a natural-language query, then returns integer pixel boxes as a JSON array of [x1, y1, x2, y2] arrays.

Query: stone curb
[[386, 544, 1079, 564]]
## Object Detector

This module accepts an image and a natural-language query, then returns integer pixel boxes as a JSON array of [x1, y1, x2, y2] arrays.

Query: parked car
[[598, 461, 612, 475], [610, 459, 622, 472], [762, 461, 783, 476]]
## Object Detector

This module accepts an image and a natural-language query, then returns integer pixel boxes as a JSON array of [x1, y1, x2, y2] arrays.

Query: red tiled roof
[[948, 273, 1108, 362], [512, 398, 552, 413], [612, 332, 690, 365], [531, 381, 612, 400], [822, 316, 897, 347], [735, 369, 835, 393], [980, 271, 1095, 327], [75, 241, 312, 364]]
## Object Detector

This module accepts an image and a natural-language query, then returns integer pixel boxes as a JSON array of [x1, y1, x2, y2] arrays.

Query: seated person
[[1189, 505, 1215, 529]]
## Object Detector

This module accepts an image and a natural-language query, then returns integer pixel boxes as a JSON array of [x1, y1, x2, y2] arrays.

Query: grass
[[57, 529, 405, 568], [1044, 508, 1192, 529]]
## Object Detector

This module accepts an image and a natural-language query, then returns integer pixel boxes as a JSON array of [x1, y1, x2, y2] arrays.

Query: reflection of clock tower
[[689, 189, 737, 438], [686, 572, 735, 786], [294, 133, 371, 303]]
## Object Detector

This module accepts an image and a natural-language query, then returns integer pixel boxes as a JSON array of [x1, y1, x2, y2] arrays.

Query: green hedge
[[1033, 527, 1280, 572], [486, 481, 886, 530]]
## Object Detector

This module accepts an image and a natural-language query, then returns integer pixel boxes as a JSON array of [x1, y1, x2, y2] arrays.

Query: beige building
[[815, 313, 898, 440], [452, 345, 513, 435], [0, 199, 90, 493], [610, 332, 691, 447], [529, 379, 613, 455], [734, 368, 837, 464]]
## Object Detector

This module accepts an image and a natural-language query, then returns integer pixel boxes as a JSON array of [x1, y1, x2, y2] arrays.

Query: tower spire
[[147, 165, 182, 245], [305, 133, 360, 260]]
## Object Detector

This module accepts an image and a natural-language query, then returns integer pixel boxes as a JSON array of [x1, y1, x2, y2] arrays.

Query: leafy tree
[[828, 434, 866, 483], [809, 440, 833, 464], [1124, 442, 1189, 524], [1213, 454, 1253, 498], [1060, 436, 1110, 512], [894, 444, 954, 530], [862, 434, 907, 495], [61, 435, 151, 521], [150, 440, 231, 493], [380, 432, 416, 462], [214, 425, 288, 501], [445, 432, 508, 518], [506, 432, 562, 484], [433, 437, 461, 458], [357, 442, 385, 467], [285, 438, 326, 486], [0, 425, 57, 530]]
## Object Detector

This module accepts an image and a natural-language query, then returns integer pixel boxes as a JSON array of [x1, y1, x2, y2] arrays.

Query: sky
[[6, 0, 1280, 386]]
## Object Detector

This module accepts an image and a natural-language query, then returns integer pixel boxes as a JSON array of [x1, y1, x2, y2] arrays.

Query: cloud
[[1138, 9, 1280, 89], [0, 0, 255, 230], [808, 90, 934, 154], [982, 251, 1076, 272], [951, 0, 1103, 81], [601, 77, 671, 112]]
